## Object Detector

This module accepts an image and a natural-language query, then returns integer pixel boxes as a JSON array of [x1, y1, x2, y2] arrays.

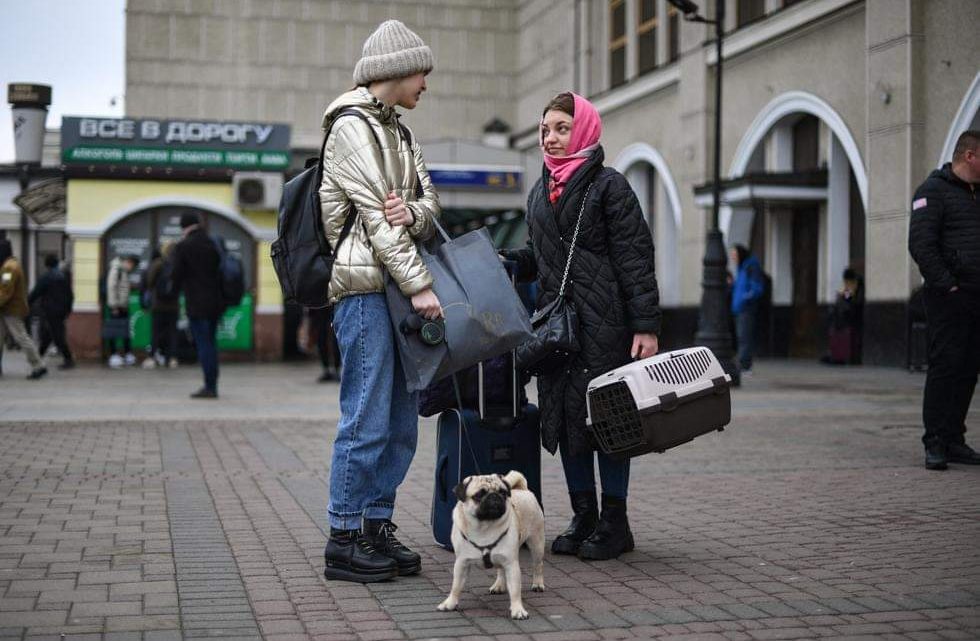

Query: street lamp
[[7, 83, 52, 285], [666, 0, 739, 385]]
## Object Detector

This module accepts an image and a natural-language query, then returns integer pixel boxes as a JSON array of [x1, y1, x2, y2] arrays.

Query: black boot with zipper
[[577, 494, 634, 560], [551, 490, 599, 555]]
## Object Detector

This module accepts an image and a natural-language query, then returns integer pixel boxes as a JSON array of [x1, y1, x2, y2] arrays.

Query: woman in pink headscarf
[[503, 93, 661, 561]]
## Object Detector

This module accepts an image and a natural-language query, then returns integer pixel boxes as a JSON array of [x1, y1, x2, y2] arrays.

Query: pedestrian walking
[[909, 129, 980, 470], [143, 241, 180, 369], [320, 19, 442, 583], [28, 254, 75, 370], [502, 92, 661, 561], [105, 254, 138, 368], [730, 244, 766, 375], [0, 239, 47, 380], [170, 213, 223, 398]]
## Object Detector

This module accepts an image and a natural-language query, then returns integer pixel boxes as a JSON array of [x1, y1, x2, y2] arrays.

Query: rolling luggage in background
[[430, 350, 541, 550], [586, 347, 732, 460]]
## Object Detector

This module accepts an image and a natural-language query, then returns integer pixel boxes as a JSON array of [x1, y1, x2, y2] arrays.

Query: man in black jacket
[[29, 255, 75, 369], [171, 212, 223, 399], [908, 129, 980, 470]]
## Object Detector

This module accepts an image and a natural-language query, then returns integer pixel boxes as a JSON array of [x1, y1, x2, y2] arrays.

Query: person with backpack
[[319, 19, 442, 584], [0, 239, 47, 380], [143, 241, 180, 369], [171, 212, 223, 398], [29, 254, 75, 370], [730, 244, 766, 376]]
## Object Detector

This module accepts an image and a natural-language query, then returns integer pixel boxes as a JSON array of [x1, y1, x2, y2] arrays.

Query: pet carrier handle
[[558, 182, 594, 299]]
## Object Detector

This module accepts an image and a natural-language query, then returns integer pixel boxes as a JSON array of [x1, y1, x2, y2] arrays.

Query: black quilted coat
[[908, 163, 980, 293], [504, 147, 661, 456]]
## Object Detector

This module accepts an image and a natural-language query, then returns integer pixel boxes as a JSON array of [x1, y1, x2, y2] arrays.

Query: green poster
[[124, 293, 254, 352]]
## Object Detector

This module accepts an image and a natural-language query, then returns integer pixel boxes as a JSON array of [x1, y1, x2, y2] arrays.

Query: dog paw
[[489, 580, 506, 595], [437, 598, 458, 612], [510, 605, 529, 620], [531, 582, 545, 592]]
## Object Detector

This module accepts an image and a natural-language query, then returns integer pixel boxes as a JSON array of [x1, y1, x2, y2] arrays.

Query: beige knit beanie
[[353, 20, 434, 86]]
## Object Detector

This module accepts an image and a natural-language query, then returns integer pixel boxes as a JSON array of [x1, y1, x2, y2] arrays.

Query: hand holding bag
[[515, 183, 593, 376], [386, 217, 533, 393]]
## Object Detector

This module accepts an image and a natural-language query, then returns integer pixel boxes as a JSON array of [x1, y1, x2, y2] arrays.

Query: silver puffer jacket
[[318, 88, 440, 304]]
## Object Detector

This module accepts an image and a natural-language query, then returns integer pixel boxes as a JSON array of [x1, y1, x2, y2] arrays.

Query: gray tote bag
[[386, 219, 533, 393]]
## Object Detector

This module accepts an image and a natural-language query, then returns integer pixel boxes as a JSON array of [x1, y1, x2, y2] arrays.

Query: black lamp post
[[667, 0, 739, 385], [7, 83, 52, 286]]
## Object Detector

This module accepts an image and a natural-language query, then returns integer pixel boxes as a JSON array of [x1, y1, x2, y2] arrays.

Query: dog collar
[[460, 527, 509, 569]]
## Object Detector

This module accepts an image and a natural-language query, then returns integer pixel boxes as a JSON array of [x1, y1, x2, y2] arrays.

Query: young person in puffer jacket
[[503, 92, 662, 561], [319, 19, 442, 584]]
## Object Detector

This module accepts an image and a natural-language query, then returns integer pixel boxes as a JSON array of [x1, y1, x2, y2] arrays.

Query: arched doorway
[[102, 205, 257, 354], [721, 92, 867, 359], [613, 143, 682, 307]]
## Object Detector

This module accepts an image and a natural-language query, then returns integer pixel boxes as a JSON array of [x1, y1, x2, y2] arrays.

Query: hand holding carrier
[[586, 347, 732, 460]]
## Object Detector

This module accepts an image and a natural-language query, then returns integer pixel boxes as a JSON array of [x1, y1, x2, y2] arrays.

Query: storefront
[[61, 115, 289, 361]]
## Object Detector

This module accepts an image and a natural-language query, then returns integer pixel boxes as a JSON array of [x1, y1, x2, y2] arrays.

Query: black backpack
[[271, 108, 412, 309], [211, 236, 245, 307], [154, 259, 179, 303]]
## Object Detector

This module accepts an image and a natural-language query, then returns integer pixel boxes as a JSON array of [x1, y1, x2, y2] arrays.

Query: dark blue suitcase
[[431, 406, 542, 550]]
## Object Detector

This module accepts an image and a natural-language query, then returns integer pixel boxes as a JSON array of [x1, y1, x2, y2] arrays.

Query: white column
[[766, 124, 794, 172], [767, 207, 793, 306], [655, 173, 680, 306], [826, 134, 850, 303], [625, 0, 639, 81]]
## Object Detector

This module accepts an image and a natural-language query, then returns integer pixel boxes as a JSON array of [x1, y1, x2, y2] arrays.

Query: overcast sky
[[0, 0, 125, 163]]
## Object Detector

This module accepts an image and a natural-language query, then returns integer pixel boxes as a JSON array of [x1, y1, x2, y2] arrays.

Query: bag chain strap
[[558, 182, 594, 298]]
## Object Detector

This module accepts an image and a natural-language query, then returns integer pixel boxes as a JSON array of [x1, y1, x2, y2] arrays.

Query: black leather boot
[[551, 490, 599, 555], [324, 529, 397, 583], [363, 519, 422, 576], [924, 442, 948, 470], [577, 494, 634, 561]]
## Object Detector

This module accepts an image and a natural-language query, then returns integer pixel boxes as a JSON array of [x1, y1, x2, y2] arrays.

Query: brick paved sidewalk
[[1, 360, 978, 641]]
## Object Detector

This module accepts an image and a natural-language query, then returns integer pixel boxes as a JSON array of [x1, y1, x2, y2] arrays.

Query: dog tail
[[503, 470, 527, 491]]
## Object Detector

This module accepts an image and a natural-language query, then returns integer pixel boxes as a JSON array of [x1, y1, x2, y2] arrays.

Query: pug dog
[[437, 471, 545, 620]]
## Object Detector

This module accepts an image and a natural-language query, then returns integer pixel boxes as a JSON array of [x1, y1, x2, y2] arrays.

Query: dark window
[[737, 0, 766, 26], [638, 0, 658, 74], [668, 6, 680, 62], [610, 0, 627, 87], [792, 116, 820, 171], [783, 0, 807, 5]]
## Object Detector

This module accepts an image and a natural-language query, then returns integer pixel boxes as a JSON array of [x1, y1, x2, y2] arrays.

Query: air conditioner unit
[[233, 172, 283, 210]]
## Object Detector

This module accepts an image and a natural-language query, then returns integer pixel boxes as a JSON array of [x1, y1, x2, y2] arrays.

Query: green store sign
[[65, 146, 289, 170], [122, 292, 254, 352]]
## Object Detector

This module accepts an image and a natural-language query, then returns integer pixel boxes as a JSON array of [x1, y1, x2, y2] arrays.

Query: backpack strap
[[320, 108, 389, 251]]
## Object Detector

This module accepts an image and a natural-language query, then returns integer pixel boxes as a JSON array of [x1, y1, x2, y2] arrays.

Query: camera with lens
[[400, 314, 446, 346]]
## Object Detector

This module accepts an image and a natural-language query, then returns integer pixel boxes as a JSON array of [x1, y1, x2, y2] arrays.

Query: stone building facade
[[121, 0, 980, 365]]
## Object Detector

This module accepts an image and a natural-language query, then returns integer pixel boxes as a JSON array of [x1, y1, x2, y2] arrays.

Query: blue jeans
[[735, 301, 758, 372], [559, 430, 630, 498], [328, 294, 419, 530], [189, 317, 218, 392]]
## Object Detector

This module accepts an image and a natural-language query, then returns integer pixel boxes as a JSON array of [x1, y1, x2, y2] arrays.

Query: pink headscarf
[[541, 93, 602, 204]]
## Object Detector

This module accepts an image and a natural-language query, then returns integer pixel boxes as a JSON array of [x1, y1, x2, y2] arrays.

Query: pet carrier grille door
[[586, 347, 732, 459]]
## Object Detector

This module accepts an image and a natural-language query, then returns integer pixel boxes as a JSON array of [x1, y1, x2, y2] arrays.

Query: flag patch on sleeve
[[913, 198, 928, 210]]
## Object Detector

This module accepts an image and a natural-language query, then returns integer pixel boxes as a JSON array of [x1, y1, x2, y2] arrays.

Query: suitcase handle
[[437, 454, 449, 502]]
